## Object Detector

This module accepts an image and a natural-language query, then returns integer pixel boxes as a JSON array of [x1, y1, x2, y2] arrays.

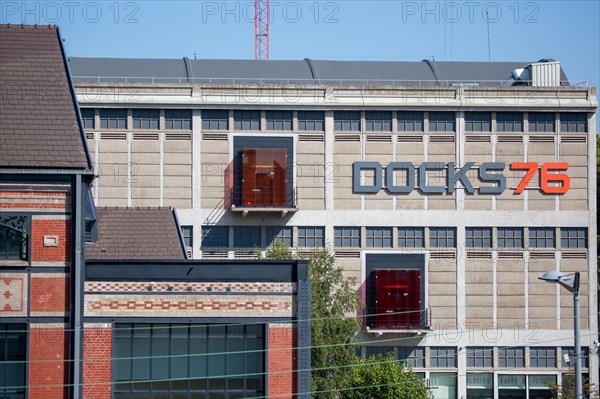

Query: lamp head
[[538, 270, 571, 283]]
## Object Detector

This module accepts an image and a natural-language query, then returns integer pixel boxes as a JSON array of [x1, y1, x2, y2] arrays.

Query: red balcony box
[[241, 148, 287, 207], [371, 269, 422, 329]]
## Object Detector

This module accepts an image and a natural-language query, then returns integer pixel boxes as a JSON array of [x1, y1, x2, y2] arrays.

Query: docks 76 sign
[[352, 162, 570, 195]]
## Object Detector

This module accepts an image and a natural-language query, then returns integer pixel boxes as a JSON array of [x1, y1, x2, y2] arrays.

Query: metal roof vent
[[528, 60, 561, 87]]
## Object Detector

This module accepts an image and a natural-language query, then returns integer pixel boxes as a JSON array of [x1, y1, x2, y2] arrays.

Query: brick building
[[0, 24, 93, 399], [1, 24, 311, 399], [69, 55, 598, 398]]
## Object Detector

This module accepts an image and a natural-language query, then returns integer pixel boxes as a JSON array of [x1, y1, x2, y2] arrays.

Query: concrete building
[[69, 57, 598, 398]]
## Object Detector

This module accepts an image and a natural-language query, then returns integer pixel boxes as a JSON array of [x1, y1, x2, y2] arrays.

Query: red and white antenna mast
[[254, 0, 269, 60]]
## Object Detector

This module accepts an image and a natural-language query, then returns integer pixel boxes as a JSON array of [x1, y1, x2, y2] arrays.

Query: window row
[[199, 225, 319, 249], [467, 227, 588, 249], [82, 109, 192, 130], [189, 226, 588, 250], [81, 109, 588, 133], [362, 345, 589, 369], [333, 111, 587, 133]]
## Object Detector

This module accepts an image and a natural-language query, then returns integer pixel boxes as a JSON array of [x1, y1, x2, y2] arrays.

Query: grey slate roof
[[69, 57, 569, 85], [85, 207, 186, 260], [0, 24, 89, 169]]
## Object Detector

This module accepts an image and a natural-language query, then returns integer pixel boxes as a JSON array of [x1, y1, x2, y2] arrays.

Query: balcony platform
[[364, 326, 432, 335], [230, 205, 299, 217]]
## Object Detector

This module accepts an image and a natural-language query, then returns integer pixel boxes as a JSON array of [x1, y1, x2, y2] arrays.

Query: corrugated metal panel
[[530, 61, 561, 87]]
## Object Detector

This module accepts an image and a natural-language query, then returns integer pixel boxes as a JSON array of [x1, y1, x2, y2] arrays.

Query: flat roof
[[69, 57, 570, 86]]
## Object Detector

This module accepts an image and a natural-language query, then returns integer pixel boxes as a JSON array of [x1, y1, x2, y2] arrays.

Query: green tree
[[307, 247, 363, 398], [259, 242, 429, 399], [341, 354, 431, 399], [547, 374, 598, 399]]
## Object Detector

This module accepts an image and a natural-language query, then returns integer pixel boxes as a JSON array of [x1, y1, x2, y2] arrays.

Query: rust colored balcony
[[364, 307, 431, 334], [227, 148, 298, 216]]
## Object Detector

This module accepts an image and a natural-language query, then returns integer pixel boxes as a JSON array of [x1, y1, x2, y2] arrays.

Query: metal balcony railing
[[229, 186, 297, 209], [365, 307, 431, 331]]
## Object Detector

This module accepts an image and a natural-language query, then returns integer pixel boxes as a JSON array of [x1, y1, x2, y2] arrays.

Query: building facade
[[70, 57, 598, 398]]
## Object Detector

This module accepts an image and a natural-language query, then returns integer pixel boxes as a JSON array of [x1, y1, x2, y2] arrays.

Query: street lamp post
[[538, 270, 582, 399]]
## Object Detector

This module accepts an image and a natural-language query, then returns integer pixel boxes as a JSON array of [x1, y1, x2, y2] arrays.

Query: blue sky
[[2, 0, 598, 93]]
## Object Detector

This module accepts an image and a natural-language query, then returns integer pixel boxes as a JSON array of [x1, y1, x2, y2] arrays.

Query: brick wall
[[28, 324, 70, 399], [83, 324, 112, 399], [31, 218, 71, 263], [30, 275, 70, 314], [268, 324, 297, 399]]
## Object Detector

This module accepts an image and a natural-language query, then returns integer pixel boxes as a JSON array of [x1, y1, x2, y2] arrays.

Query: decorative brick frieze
[[85, 281, 295, 294], [0, 273, 28, 316], [84, 294, 293, 318], [0, 190, 70, 210]]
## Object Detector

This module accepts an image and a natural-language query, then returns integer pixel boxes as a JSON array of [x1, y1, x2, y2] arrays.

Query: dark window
[[298, 226, 324, 247], [364, 346, 394, 358], [0, 216, 28, 261], [529, 228, 555, 248], [467, 347, 493, 367], [465, 112, 492, 132], [496, 112, 523, 132], [334, 111, 360, 132], [466, 227, 492, 248], [265, 111, 292, 131], [428, 111, 455, 132], [430, 347, 457, 368], [528, 112, 555, 132], [430, 227, 456, 248], [234, 110, 260, 130], [297, 111, 324, 131], [165, 110, 192, 130], [0, 324, 27, 399], [334, 227, 361, 248], [113, 324, 265, 399], [132, 109, 159, 129], [398, 347, 425, 368], [99, 109, 127, 129], [497, 228, 524, 248], [181, 226, 193, 249], [530, 347, 556, 368], [498, 347, 525, 367], [81, 108, 95, 129], [365, 111, 392, 132], [202, 110, 229, 130], [561, 347, 589, 368], [365, 227, 392, 248], [233, 226, 261, 248], [397, 111, 424, 132], [265, 226, 293, 246], [560, 112, 587, 132], [398, 227, 424, 248], [561, 228, 587, 249], [201, 226, 229, 249]]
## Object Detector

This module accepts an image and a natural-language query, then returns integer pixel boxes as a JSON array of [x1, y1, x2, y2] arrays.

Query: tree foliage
[[258, 242, 429, 399], [307, 247, 363, 398], [341, 354, 431, 399], [547, 374, 599, 399]]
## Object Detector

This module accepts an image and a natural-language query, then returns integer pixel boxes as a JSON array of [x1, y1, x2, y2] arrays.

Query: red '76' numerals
[[510, 162, 570, 194]]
